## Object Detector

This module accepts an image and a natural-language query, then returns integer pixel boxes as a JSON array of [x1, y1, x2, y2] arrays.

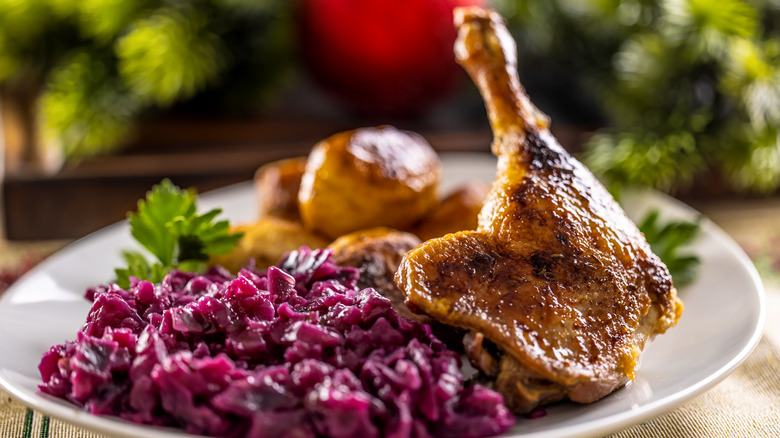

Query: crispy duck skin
[[395, 7, 683, 413]]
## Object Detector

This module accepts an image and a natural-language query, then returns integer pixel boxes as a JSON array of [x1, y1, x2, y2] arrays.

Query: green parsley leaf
[[114, 250, 167, 288], [114, 179, 243, 288], [638, 209, 702, 286]]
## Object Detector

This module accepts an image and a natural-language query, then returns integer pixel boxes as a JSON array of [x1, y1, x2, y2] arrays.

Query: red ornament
[[298, 0, 487, 116]]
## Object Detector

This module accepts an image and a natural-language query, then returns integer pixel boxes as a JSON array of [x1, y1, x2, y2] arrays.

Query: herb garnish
[[638, 210, 701, 286], [114, 179, 243, 288]]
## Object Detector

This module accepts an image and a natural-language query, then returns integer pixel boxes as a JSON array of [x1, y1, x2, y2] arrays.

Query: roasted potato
[[211, 217, 329, 272], [254, 156, 307, 221], [412, 180, 490, 241], [299, 126, 442, 239]]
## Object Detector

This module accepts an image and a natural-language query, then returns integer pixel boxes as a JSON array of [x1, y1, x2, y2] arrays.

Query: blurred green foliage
[[637, 209, 701, 286], [2, 0, 779, 195], [0, 0, 293, 159], [496, 0, 780, 194]]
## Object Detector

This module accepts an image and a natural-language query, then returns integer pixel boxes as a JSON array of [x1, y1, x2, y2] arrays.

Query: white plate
[[0, 153, 765, 438]]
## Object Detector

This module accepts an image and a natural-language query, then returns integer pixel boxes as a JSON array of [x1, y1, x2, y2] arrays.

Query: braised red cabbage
[[39, 248, 514, 437]]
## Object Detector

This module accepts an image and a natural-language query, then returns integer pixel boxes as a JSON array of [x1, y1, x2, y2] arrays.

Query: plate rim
[[0, 152, 767, 438]]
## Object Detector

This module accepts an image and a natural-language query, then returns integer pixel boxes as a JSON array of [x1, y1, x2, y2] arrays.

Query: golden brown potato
[[412, 180, 490, 241], [299, 126, 442, 240], [254, 156, 307, 221], [211, 217, 329, 272]]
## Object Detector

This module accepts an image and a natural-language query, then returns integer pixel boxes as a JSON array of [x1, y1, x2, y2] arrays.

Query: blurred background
[[1, 0, 779, 240]]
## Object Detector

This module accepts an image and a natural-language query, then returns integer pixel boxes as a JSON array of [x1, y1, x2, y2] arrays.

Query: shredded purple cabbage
[[39, 248, 515, 437]]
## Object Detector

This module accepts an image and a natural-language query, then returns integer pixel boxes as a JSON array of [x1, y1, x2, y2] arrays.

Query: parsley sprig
[[114, 179, 243, 288], [638, 210, 701, 287]]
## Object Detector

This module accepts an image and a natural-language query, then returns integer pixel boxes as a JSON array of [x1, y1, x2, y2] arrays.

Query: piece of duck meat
[[395, 7, 683, 414]]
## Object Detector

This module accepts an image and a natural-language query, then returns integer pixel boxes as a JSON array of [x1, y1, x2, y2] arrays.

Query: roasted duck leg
[[395, 7, 683, 413]]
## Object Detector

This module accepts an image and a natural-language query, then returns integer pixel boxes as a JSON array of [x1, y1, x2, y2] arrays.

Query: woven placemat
[[2, 199, 778, 437], [2, 334, 778, 437]]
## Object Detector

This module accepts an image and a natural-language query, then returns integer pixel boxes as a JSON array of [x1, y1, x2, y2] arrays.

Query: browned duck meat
[[330, 227, 468, 351], [395, 7, 684, 414], [329, 227, 423, 322]]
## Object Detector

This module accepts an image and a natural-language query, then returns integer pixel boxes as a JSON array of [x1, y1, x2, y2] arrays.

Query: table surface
[[1, 196, 779, 438]]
